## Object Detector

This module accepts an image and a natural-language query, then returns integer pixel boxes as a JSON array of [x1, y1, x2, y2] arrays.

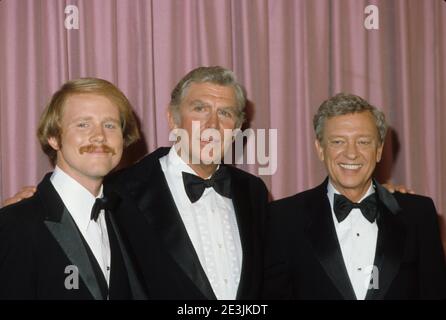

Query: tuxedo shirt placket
[[328, 182, 378, 300], [160, 147, 242, 300]]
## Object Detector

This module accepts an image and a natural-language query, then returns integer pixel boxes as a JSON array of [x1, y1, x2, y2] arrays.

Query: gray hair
[[169, 66, 246, 128], [313, 93, 387, 143]]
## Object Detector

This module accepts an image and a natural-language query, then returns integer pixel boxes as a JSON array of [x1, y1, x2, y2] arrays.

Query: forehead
[[62, 93, 120, 119], [324, 111, 378, 137], [183, 82, 237, 106]]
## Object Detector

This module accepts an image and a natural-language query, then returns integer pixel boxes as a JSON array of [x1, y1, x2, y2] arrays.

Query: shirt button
[[357, 267, 362, 271], [356, 233, 360, 237]]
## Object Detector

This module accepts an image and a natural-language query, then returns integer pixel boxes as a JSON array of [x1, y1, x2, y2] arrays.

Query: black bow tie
[[182, 167, 231, 203], [333, 193, 378, 223], [90, 197, 110, 222]]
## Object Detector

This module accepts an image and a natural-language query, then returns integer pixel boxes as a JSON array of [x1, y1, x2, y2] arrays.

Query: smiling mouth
[[339, 163, 363, 170], [89, 149, 109, 154]]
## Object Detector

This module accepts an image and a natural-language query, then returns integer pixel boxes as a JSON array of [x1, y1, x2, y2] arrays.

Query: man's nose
[[206, 110, 220, 129], [90, 125, 106, 143], [344, 142, 359, 159]]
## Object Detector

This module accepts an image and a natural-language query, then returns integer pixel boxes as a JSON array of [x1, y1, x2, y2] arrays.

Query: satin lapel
[[131, 160, 216, 299], [305, 180, 357, 300], [44, 209, 103, 300], [365, 182, 405, 300], [229, 169, 254, 299], [37, 175, 103, 300], [107, 211, 147, 299]]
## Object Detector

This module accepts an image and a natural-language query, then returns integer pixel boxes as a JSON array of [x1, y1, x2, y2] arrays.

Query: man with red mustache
[[263, 93, 446, 299], [0, 78, 146, 299]]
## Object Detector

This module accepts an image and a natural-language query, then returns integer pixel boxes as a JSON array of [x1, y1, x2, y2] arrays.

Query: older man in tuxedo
[[106, 66, 269, 300], [0, 78, 146, 299], [263, 93, 446, 299]]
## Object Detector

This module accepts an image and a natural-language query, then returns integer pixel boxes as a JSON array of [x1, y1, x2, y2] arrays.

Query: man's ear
[[376, 142, 384, 163], [48, 136, 60, 151], [167, 106, 178, 130], [314, 139, 325, 162]]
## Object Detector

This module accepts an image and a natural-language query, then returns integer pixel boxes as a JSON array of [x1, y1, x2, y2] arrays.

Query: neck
[[82, 180, 103, 197], [333, 180, 373, 203], [69, 174, 103, 197], [188, 163, 218, 179], [56, 166, 103, 197], [174, 147, 220, 178]]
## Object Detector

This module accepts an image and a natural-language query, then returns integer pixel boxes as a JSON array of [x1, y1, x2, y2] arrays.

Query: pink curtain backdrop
[[1, 0, 445, 242]]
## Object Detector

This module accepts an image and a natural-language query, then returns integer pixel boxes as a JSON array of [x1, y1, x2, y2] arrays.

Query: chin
[[85, 166, 114, 178], [334, 174, 360, 186], [339, 179, 369, 190]]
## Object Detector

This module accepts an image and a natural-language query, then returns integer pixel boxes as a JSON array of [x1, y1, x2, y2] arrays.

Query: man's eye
[[77, 122, 89, 128], [193, 105, 205, 112], [218, 110, 233, 118], [104, 123, 117, 129], [358, 140, 371, 145], [330, 140, 343, 145]]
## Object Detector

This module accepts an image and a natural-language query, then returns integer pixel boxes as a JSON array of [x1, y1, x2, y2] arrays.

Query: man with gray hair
[[263, 93, 446, 300], [107, 66, 269, 300]]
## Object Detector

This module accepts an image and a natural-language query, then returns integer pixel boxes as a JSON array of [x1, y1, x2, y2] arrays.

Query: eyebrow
[[189, 99, 208, 106], [102, 117, 121, 123], [189, 100, 237, 110], [70, 116, 120, 123], [327, 134, 375, 139]]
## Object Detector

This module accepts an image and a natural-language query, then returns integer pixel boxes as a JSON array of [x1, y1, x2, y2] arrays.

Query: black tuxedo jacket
[[263, 179, 446, 300], [0, 174, 147, 300], [106, 147, 269, 299]]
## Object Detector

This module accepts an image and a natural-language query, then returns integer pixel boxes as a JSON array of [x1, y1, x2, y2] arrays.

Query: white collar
[[50, 166, 104, 232], [327, 179, 375, 206]]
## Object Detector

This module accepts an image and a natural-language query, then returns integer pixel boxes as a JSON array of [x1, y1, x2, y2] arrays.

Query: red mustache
[[79, 145, 116, 155]]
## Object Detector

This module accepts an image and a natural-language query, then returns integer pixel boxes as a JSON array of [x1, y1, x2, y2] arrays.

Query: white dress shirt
[[160, 146, 243, 300], [50, 166, 111, 286], [327, 181, 378, 300]]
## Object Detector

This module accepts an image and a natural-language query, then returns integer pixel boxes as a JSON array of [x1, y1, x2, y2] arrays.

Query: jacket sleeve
[[0, 212, 36, 299], [417, 198, 446, 299]]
